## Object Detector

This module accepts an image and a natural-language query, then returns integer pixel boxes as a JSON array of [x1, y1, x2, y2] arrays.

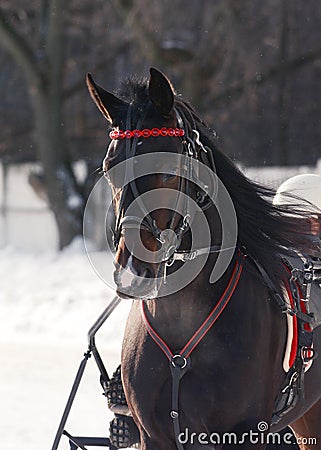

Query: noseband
[[108, 102, 219, 266]]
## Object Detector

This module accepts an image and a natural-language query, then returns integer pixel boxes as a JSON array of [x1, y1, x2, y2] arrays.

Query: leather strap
[[141, 254, 244, 450]]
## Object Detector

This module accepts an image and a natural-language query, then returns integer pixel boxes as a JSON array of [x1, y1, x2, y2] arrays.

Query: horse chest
[[121, 306, 272, 433]]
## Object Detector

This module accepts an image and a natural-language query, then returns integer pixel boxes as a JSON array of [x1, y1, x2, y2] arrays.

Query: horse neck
[[144, 256, 236, 350], [144, 207, 235, 349]]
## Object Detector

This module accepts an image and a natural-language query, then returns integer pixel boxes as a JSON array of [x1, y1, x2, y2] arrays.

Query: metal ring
[[171, 354, 187, 369]]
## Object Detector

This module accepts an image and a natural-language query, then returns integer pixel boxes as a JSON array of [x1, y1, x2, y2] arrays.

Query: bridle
[[107, 102, 221, 268]]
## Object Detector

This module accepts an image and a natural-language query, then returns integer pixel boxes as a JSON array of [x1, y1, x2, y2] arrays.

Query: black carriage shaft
[[51, 296, 121, 450], [63, 430, 116, 450]]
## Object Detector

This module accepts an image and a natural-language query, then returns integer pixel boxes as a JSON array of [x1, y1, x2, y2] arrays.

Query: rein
[[141, 254, 245, 450]]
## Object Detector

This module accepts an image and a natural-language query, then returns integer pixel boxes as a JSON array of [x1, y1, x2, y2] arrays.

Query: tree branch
[[112, 0, 167, 64], [0, 9, 45, 89], [211, 46, 321, 106], [46, 0, 68, 79]]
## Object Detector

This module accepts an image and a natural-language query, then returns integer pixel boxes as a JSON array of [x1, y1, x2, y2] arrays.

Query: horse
[[86, 68, 321, 449]]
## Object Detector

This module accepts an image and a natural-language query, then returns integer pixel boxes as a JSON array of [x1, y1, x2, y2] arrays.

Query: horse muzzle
[[113, 260, 160, 300]]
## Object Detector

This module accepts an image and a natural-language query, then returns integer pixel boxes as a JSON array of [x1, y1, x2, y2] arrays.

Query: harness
[[271, 255, 320, 425], [141, 254, 244, 450], [107, 102, 319, 447], [51, 254, 320, 450]]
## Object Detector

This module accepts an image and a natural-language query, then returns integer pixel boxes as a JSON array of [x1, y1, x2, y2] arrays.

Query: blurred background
[[0, 0, 320, 251], [0, 2, 320, 449]]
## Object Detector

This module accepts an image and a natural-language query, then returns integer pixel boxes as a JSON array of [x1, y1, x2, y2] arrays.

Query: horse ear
[[86, 73, 126, 123], [148, 68, 175, 117]]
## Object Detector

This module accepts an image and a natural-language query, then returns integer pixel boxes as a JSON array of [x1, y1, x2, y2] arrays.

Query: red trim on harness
[[291, 274, 314, 362], [141, 256, 244, 361], [284, 281, 298, 369], [283, 263, 314, 368], [141, 303, 174, 360], [181, 260, 243, 358]]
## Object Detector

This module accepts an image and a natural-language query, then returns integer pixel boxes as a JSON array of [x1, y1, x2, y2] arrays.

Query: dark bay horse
[[87, 68, 321, 449]]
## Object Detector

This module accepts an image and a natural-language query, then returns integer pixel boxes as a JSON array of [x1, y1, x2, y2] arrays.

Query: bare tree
[[0, 1, 87, 248], [1, 0, 320, 222]]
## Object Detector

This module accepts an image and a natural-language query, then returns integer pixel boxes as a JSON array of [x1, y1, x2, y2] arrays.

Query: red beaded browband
[[109, 127, 185, 140]]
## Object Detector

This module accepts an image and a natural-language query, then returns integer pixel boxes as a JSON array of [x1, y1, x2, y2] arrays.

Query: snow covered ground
[[0, 239, 132, 450]]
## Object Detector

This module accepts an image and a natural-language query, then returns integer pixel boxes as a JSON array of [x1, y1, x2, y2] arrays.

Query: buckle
[[301, 346, 316, 363]]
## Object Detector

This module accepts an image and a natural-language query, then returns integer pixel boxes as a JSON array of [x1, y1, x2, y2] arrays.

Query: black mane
[[173, 99, 312, 285]]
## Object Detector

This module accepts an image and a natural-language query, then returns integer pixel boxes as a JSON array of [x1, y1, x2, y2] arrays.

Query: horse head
[[87, 68, 212, 299]]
